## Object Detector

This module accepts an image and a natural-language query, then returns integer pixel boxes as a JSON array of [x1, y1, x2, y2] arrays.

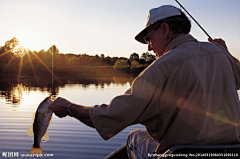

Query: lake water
[[0, 82, 145, 159]]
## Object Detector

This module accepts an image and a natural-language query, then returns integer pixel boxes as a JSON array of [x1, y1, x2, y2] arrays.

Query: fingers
[[208, 38, 228, 50], [208, 38, 214, 42], [50, 97, 70, 118]]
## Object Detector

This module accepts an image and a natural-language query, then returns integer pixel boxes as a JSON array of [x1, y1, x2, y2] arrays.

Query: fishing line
[[175, 0, 213, 40], [51, 46, 54, 95]]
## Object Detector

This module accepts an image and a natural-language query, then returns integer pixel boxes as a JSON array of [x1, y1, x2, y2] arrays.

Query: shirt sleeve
[[89, 75, 158, 140]]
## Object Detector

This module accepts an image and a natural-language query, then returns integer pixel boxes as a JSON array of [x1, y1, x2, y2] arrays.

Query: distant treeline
[[0, 37, 156, 82]]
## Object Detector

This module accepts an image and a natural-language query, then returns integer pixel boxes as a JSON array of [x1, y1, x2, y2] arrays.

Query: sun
[[19, 35, 38, 51], [15, 30, 41, 51], [12, 45, 28, 57], [10, 30, 41, 57]]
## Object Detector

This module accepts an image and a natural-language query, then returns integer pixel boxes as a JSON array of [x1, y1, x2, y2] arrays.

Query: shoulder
[[139, 40, 228, 79]]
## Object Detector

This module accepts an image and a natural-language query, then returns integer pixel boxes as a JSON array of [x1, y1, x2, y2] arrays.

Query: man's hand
[[50, 97, 71, 118], [208, 38, 240, 63], [50, 97, 95, 128], [208, 38, 228, 50]]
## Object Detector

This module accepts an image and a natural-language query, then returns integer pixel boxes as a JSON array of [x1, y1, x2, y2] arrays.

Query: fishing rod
[[175, 0, 213, 40], [175, 0, 239, 62]]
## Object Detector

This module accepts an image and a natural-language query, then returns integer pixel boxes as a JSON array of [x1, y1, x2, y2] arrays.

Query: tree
[[140, 52, 156, 64], [47, 45, 59, 55], [114, 59, 129, 69], [3, 37, 19, 52], [111, 57, 120, 65], [12, 46, 28, 57], [100, 54, 105, 59], [104, 56, 111, 65], [130, 60, 140, 69], [92, 54, 100, 60], [130, 53, 139, 62]]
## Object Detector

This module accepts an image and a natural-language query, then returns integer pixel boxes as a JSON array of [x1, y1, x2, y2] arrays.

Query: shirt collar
[[164, 34, 198, 54]]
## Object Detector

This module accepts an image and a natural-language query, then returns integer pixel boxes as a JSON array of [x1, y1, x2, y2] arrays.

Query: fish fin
[[41, 131, 49, 142], [49, 118, 52, 124], [27, 124, 34, 138], [32, 113, 36, 121], [30, 145, 43, 155]]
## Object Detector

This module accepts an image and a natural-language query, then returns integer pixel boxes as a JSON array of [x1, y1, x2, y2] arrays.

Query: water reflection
[[0, 76, 135, 105], [2, 84, 25, 105], [0, 75, 145, 159]]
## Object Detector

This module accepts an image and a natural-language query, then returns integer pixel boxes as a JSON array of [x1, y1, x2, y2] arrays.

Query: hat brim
[[135, 24, 152, 44]]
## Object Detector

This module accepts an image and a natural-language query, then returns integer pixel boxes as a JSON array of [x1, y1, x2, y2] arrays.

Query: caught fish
[[27, 96, 56, 154]]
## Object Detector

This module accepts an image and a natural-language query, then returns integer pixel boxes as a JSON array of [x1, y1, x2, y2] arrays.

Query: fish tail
[[30, 145, 43, 156]]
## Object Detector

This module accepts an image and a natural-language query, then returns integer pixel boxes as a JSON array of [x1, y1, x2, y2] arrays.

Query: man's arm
[[51, 97, 95, 128]]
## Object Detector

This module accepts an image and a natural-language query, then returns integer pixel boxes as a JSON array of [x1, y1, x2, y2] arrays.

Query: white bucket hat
[[135, 5, 181, 44]]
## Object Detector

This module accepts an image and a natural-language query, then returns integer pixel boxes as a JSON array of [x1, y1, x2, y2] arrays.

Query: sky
[[0, 0, 239, 58]]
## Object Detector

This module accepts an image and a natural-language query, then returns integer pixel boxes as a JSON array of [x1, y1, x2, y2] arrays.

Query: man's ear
[[161, 22, 169, 39]]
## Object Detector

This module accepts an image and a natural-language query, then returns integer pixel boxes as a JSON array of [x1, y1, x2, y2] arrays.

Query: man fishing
[[50, 5, 240, 159]]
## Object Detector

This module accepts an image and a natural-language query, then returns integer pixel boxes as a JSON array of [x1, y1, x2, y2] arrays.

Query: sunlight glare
[[17, 32, 40, 51], [31, 52, 61, 84], [12, 45, 28, 57], [26, 52, 38, 84]]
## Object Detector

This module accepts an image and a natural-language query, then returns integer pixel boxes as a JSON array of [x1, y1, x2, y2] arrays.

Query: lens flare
[[26, 52, 39, 84], [206, 112, 239, 127], [31, 52, 61, 84]]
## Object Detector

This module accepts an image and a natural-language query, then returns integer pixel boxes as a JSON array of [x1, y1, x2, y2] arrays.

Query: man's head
[[135, 5, 191, 57]]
